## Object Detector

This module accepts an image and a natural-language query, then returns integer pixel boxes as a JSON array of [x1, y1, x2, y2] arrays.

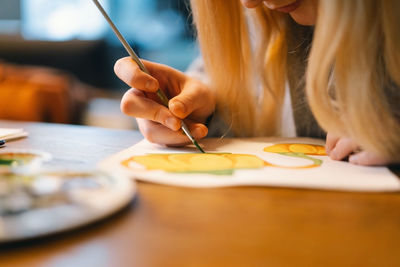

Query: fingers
[[349, 151, 390, 166], [121, 88, 181, 131], [169, 80, 215, 120], [114, 57, 160, 92], [115, 56, 215, 123], [328, 137, 359, 161], [114, 57, 185, 94], [137, 118, 208, 146], [115, 56, 213, 147], [325, 132, 339, 155], [326, 134, 391, 166]]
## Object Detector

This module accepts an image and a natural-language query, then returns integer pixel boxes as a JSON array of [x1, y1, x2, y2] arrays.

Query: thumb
[[169, 82, 214, 120]]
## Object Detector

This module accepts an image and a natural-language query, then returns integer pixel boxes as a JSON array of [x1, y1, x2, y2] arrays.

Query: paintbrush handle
[[92, 0, 204, 153], [92, 0, 172, 108]]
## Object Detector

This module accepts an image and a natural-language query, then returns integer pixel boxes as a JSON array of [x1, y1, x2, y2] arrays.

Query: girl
[[114, 0, 400, 166]]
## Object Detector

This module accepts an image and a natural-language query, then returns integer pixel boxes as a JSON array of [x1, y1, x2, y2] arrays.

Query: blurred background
[[0, 0, 198, 129]]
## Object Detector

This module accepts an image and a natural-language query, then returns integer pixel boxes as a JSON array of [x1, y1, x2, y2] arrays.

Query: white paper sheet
[[0, 128, 28, 141], [98, 138, 400, 192]]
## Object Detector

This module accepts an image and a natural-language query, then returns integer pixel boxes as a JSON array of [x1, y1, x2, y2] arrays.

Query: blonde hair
[[190, 1, 288, 137], [190, 0, 400, 159], [307, 0, 400, 159]]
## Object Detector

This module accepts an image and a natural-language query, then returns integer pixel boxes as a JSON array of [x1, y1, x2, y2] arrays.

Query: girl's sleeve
[[185, 56, 210, 84]]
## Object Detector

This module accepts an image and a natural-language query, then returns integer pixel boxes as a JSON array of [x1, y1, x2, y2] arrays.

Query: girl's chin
[[289, 10, 316, 25]]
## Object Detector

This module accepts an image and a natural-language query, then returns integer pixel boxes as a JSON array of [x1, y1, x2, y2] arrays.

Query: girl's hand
[[115, 57, 215, 146], [325, 133, 390, 166]]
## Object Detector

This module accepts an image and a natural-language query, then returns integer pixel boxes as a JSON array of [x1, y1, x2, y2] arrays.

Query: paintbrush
[[92, 0, 205, 153]]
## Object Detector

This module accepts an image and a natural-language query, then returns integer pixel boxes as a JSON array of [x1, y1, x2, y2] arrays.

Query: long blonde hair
[[190, 1, 288, 137], [190, 0, 400, 159], [307, 0, 400, 159]]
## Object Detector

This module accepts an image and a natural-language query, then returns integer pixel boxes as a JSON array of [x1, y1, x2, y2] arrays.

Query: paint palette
[[0, 149, 51, 174], [0, 159, 135, 243]]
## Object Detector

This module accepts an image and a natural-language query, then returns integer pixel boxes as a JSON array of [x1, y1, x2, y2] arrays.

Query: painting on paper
[[99, 138, 400, 192]]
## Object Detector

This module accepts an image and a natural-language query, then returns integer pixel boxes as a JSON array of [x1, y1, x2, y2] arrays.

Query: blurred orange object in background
[[0, 62, 92, 124]]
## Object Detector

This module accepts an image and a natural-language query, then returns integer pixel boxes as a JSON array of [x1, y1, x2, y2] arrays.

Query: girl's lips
[[275, 0, 301, 13]]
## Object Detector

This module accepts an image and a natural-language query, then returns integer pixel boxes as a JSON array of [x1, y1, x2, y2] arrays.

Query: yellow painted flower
[[264, 144, 326, 155], [123, 144, 326, 175], [123, 153, 265, 174], [263, 143, 326, 168]]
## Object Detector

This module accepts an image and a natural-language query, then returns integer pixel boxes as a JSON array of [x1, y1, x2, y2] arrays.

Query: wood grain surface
[[1, 120, 400, 267]]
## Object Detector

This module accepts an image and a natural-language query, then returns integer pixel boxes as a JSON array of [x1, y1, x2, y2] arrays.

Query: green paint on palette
[[0, 159, 16, 166]]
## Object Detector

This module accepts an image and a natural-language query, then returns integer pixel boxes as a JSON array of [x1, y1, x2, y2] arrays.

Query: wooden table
[[0, 120, 400, 267]]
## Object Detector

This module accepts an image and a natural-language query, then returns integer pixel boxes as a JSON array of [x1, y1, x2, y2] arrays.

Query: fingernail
[[349, 154, 360, 164], [170, 101, 185, 114], [146, 80, 157, 90], [330, 150, 337, 160], [165, 117, 179, 130], [325, 147, 331, 155], [193, 126, 207, 138]]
